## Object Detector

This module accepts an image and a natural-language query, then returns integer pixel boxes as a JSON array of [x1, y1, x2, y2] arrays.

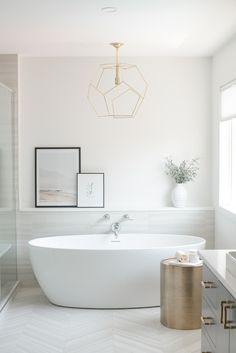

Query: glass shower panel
[[0, 83, 17, 308]]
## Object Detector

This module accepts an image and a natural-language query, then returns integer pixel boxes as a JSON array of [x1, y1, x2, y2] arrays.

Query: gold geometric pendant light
[[88, 42, 148, 118]]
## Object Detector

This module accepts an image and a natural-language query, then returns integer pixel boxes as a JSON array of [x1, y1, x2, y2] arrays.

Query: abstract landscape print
[[35, 147, 81, 207]]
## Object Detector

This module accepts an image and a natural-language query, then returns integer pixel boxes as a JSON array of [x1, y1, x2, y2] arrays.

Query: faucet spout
[[111, 222, 121, 242]]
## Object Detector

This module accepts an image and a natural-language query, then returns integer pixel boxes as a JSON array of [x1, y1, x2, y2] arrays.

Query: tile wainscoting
[[17, 208, 214, 287]]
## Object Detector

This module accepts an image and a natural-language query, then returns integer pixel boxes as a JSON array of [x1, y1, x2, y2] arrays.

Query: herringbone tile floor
[[0, 287, 201, 353]]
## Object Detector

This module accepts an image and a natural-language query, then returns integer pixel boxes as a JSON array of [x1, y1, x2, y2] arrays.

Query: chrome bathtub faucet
[[111, 222, 121, 242]]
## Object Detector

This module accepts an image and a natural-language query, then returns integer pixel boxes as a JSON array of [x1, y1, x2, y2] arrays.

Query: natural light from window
[[220, 82, 236, 212]]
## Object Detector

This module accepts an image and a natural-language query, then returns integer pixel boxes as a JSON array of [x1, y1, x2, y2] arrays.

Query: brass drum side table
[[160, 258, 202, 330]]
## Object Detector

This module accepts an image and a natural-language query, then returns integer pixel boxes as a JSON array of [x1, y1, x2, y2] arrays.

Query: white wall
[[19, 56, 212, 210], [213, 37, 236, 248]]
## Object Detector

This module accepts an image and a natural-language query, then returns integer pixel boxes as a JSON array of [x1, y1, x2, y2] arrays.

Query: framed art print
[[35, 147, 81, 207], [77, 173, 104, 208]]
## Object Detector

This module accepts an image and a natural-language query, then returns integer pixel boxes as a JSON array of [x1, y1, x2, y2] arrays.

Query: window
[[219, 81, 236, 211]]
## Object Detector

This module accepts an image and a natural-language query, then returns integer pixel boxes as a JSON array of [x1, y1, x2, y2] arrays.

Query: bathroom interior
[[1, 1, 236, 352]]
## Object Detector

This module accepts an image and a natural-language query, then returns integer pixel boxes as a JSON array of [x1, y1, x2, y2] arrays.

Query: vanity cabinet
[[201, 264, 236, 353]]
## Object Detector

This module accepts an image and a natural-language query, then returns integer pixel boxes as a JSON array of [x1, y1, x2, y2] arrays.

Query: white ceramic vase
[[171, 183, 187, 208]]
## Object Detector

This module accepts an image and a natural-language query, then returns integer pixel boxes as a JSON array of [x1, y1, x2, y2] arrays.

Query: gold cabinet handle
[[221, 301, 228, 324], [201, 316, 215, 326], [222, 302, 236, 329], [201, 281, 217, 289]]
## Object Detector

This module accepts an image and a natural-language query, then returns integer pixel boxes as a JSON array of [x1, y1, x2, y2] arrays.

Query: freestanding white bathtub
[[29, 234, 206, 308]]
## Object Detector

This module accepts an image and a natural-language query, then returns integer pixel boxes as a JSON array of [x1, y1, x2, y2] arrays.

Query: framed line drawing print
[[35, 147, 81, 207], [77, 173, 104, 208]]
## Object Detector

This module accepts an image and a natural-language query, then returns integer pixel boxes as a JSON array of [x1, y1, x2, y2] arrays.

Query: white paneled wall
[[17, 208, 214, 287]]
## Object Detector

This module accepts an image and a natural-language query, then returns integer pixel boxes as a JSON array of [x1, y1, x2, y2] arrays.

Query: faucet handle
[[123, 214, 135, 221], [103, 213, 110, 220]]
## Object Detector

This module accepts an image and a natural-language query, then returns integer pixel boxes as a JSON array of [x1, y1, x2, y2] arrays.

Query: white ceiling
[[1, 0, 236, 56]]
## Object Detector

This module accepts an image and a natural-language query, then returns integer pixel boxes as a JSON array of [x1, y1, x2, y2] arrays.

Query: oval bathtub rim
[[28, 234, 206, 251]]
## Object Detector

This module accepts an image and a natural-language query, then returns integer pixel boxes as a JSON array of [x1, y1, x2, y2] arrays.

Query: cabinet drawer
[[202, 265, 219, 310], [201, 329, 216, 353], [202, 298, 217, 347]]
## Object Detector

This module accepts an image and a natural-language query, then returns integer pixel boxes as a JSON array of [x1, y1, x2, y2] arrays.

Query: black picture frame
[[77, 173, 105, 208], [35, 147, 81, 207]]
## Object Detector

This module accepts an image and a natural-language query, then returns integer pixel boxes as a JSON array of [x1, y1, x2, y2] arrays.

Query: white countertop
[[199, 249, 236, 299]]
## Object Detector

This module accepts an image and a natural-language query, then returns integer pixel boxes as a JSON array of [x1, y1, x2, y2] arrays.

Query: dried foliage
[[165, 157, 199, 184]]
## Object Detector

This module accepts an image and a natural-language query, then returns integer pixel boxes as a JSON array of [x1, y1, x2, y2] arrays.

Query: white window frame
[[219, 80, 236, 213]]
